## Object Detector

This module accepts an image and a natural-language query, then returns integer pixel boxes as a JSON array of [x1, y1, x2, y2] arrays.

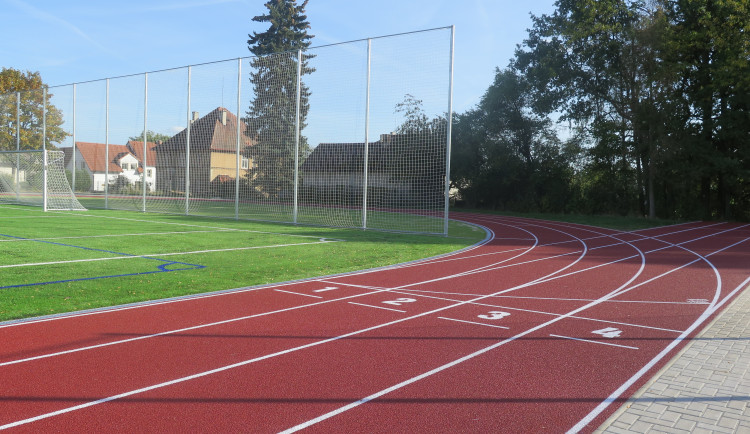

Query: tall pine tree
[[245, 0, 314, 200]]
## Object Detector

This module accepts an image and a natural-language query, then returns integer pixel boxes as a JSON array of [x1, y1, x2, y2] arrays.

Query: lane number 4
[[592, 327, 622, 338]]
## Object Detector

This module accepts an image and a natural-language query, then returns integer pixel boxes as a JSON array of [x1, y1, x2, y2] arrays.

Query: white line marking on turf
[[549, 334, 639, 350], [0, 240, 340, 269], [347, 302, 406, 313], [438, 317, 509, 329], [274, 289, 323, 299], [0, 229, 236, 242]]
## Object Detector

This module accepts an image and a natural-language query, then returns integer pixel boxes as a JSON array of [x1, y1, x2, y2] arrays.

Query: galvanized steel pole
[[443, 25, 455, 236], [362, 39, 372, 230]]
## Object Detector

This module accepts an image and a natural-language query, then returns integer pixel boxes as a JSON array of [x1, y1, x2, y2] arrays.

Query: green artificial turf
[[0, 205, 485, 321]]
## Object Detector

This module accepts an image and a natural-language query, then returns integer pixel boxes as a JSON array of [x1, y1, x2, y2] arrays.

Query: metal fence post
[[293, 50, 302, 224], [42, 87, 47, 211], [72, 84, 76, 193], [15, 92, 20, 201], [185, 66, 192, 215], [105, 79, 110, 209], [362, 39, 372, 230], [142, 73, 148, 212], [443, 25, 455, 236], [235, 58, 242, 220]]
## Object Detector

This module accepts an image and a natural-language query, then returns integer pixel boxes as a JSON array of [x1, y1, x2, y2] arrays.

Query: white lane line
[[287, 223, 746, 432], [568, 264, 750, 433], [347, 302, 406, 313], [549, 334, 639, 350], [389, 288, 684, 333], [438, 317, 509, 330], [2, 219, 739, 430], [0, 221, 579, 428], [274, 289, 323, 299], [401, 288, 712, 305], [2, 218, 726, 429], [0, 285, 407, 367]]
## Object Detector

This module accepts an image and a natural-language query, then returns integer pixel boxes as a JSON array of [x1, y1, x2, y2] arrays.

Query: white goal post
[[0, 149, 86, 211]]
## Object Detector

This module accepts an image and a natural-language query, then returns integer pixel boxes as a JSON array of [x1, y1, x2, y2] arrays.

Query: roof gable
[[126, 140, 158, 166], [75, 142, 131, 173], [156, 107, 254, 154]]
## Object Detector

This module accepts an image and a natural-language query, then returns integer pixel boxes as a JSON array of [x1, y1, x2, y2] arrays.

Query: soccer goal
[[0, 150, 86, 211]]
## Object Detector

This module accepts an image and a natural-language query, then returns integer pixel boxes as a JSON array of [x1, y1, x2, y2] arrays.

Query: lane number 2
[[478, 311, 511, 320], [382, 298, 417, 306]]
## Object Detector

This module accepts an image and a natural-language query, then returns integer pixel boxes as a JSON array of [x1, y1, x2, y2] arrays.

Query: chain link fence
[[0, 27, 454, 234]]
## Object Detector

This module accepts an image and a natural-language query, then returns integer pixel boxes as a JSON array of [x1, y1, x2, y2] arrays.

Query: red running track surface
[[1, 213, 749, 432]]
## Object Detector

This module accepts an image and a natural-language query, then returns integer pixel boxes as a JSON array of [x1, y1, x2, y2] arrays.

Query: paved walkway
[[597, 285, 750, 433]]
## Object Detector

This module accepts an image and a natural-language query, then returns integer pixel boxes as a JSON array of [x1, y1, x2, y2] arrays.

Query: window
[[241, 157, 249, 170], [146, 169, 153, 177]]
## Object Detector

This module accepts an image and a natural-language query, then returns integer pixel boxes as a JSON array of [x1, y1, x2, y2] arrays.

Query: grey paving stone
[[596, 283, 750, 433]]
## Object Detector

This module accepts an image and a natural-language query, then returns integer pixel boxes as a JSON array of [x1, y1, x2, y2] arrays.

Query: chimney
[[191, 111, 199, 122], [221, 110, 227, 126]]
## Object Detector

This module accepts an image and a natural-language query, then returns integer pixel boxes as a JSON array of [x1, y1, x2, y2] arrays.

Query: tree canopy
[[452, 0, 750, 221], [0, 68, 68, 151]]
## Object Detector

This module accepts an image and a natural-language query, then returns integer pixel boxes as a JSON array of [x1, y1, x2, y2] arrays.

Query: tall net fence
[[0, 27, 453, 234]]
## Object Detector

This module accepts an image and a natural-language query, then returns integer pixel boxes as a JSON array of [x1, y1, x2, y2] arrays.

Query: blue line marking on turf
[[0, 232, 206, 290]]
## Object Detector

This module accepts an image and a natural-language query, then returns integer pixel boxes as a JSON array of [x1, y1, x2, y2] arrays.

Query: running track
[[1, 213, 749, 432]]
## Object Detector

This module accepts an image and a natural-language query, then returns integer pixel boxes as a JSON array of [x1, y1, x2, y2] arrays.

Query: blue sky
[[2, 0, 557, 113]]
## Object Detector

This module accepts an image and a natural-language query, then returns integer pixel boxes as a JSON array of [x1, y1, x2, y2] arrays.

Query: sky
[[1, 0, 559, 145]]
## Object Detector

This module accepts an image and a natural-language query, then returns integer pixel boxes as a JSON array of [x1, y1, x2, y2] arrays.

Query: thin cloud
[[6, 0, 108, 53], [142, 0, 240, 12]]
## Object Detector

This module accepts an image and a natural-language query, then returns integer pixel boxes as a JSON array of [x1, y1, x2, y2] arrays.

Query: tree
[[389, 94, 448, 207], [244, 0, 314, 199], [0, 68, 68, 151], [662, 0, 750, 219], [128, 130, 172, 144]]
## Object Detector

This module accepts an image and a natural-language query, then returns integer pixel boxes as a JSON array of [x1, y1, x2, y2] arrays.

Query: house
[[65, 141, 157, 192], [302, 134, 404, 189], [126, 140, 158, 192], [154, 107, 254, 196], [300, 132, 446, 207]]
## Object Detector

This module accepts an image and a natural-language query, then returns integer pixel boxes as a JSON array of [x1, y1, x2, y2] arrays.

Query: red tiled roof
[[155, 107, 254, 154], [126, 141, 158, 167], [75, 142, 130, 173]]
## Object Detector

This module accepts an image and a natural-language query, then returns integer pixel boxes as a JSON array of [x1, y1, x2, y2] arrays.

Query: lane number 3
[[478, 311, 511, 320]]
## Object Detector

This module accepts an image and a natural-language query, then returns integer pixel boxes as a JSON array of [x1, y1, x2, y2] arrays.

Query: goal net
[[0, 150, 86, 211]]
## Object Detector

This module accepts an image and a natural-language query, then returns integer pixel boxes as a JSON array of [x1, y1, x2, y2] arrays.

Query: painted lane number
[[592, 327, 622, 338], [382, 298, 417, 306], [478, 311, 511, 320]]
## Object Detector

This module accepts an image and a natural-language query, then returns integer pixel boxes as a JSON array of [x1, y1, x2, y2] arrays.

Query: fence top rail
[[0, 26, 452, 95]]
